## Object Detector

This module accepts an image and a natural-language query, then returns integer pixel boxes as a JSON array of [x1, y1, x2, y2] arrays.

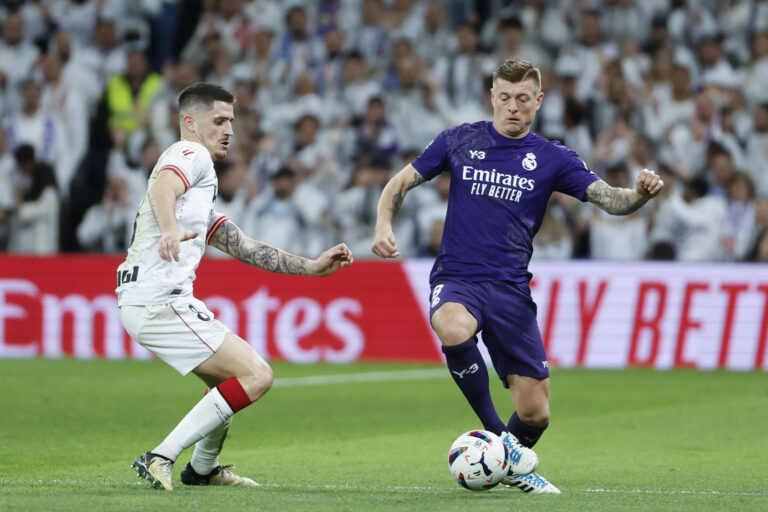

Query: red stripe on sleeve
[[206, 216, 228, 245], [158, 165, 190, 191]]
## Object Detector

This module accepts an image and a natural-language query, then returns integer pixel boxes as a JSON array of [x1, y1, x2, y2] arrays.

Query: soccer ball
[[448, 430, 509, 491]]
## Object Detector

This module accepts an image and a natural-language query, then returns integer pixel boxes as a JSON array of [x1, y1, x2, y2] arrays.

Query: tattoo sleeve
[[585, 180, 647, 216], [209, 220, 309, 275], [388, 172, 426, 218]]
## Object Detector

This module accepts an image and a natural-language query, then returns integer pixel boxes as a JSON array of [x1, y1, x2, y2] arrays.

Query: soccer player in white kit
[[117, 83, 353, 491]]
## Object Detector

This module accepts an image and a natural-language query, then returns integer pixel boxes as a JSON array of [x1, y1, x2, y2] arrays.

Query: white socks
[[190, 417, 231, 475], [152, 387, 234, 462]]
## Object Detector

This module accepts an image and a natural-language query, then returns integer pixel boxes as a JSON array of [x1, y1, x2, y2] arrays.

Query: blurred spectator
[[243, 166, 328, 257], [563, 98, 593, 165], [334, 153, 401, 256], [749, 229, 768, 262], [705, 143, 736, 197], [745, 103, 768, 197], [205, 159, 249, 259], [284, 113, 343, 192], [532, 197, 574, 260], [432, 23, 494, 108], [3, 80, 69, 192], [745, 32, 768, 109], [105, 49, 164, 144], [651, 175, 726, 262], [76, 173, 135, 253], [39, 52, 89, 196], [7, 145, 59, 254], [413, 1, 452, 61], [315, 27, 347, 97], [722, 172, 757, 262], [339, 51, 382, 118], [493, 15, 551, 69], [385, 55, 449, 149], [352, 96, 399, 159], [0, 127, 15, 249], [588, 163, 649, 260], [0, 11, 40, 97], [73, 18, 127, 90], [350, 0, 390, 69]]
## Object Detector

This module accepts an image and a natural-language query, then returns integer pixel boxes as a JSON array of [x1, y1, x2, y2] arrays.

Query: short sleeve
[[411, 129, 451, 180], [206, 209, 228, 245], [552, 145, 600, 201], [157, 144, 206, 192]]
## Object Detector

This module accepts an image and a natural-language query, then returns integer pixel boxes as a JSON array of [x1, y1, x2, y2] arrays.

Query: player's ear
[[182, 113, 196, 133]]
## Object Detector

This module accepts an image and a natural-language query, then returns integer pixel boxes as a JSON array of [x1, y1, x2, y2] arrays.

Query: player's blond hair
[[493, 58, 541, 94]]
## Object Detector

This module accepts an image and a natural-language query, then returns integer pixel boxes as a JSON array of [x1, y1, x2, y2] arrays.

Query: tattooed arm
[[585, 168, 664, 215], [209, 220, 353, 277], [372, 163, 427, 258]]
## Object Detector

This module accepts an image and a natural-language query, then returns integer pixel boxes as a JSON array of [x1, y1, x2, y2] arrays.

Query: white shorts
[[120, 298, 230, 375]]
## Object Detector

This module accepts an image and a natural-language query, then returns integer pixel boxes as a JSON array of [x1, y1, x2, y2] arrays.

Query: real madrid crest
[[522, 152, 537, 171]]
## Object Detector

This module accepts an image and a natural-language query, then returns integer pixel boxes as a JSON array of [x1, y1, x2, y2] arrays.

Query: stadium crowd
[[0, 0, 767, 262]]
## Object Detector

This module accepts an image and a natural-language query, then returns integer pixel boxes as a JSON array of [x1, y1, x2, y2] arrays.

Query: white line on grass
[[251, 482, 767, 497], [272, 368, 446, 387], [584, 488, 767, 497]]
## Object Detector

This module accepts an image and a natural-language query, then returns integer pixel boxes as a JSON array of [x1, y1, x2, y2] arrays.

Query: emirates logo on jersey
[[522, 152, 537, 171]]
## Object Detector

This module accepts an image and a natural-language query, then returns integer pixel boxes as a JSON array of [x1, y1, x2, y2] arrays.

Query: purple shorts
[[429, 280, 549, 385]]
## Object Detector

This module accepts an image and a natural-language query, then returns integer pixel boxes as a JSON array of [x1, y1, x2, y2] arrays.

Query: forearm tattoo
[[586, 180, 645, 216], [210, 221, 308, 275], [389, 172, 426, 218]]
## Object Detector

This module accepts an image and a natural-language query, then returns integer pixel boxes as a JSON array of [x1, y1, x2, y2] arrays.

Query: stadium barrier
[[1, 256, 766, 371]]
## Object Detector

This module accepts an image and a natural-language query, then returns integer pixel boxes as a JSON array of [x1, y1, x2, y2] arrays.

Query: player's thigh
[[428, 281, 485, 345], [506, 374, 550, 425], [193, 332, 272, 390], [430, 302, 479, 345]]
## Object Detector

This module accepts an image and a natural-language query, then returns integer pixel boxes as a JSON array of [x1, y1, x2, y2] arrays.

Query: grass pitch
[[1, 359, 766, 512]]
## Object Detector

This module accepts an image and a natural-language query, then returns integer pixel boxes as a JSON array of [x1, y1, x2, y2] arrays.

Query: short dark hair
[[493, 58, 541, 93], [178, 82, 234, 113]]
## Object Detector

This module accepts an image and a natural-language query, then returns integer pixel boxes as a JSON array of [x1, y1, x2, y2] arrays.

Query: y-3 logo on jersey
[[469, 150, 486, 160]]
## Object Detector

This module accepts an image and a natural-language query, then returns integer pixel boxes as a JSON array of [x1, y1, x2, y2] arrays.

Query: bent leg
[[506, 374, 550, 447], [432, 302, 506, 435], [152, 333, 273, 463]]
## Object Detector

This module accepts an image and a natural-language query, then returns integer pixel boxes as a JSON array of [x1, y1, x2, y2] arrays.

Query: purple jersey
[[412, 121, 599, 284]]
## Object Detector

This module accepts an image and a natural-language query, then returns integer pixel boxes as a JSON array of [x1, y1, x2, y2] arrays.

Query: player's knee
[[518, 408, 549, 427], [241, 362, 274, 401], [434, 319, 475, 346]]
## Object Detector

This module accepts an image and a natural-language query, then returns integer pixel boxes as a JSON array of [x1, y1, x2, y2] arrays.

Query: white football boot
[[132, 452, 174, 490], [504, 471, 561, 494], [500, 432, 538, 475]]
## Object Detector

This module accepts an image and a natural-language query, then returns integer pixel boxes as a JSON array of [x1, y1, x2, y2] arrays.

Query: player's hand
[[159, 228, 198, 262], [372, 225, 399, 258], [635, 168, 664, 199], [308, 243, 354, 277]]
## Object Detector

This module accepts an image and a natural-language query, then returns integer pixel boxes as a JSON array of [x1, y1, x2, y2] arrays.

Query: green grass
[[1, 359, 767, 511]]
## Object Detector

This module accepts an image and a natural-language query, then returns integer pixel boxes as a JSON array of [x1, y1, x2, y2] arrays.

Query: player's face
[[491, 78, 543, 139], [191, 101, 235, 160]]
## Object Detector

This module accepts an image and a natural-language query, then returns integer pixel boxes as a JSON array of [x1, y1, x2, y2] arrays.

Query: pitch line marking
[[252, 482, 767, 497], [273, 368, 446, 387]]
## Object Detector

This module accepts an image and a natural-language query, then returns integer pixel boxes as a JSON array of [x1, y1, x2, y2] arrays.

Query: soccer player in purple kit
[[372, 58, 663, 494]]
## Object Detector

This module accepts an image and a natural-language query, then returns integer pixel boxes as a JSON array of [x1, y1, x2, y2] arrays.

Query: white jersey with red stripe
[[116, 140, 227, 306]]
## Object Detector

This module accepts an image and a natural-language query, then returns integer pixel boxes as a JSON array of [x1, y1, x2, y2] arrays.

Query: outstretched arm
[[585, 168, 664, 215], [371, 163, 426, 258], [209, 220, 353, 277]]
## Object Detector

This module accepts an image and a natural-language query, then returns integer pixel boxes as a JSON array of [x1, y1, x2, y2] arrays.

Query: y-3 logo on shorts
[[453, 363, 479, 379], [431, 284, 444, 307]]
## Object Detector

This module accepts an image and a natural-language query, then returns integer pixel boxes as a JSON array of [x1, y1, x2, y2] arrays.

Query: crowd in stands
[[1, 0, 767, 263]]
